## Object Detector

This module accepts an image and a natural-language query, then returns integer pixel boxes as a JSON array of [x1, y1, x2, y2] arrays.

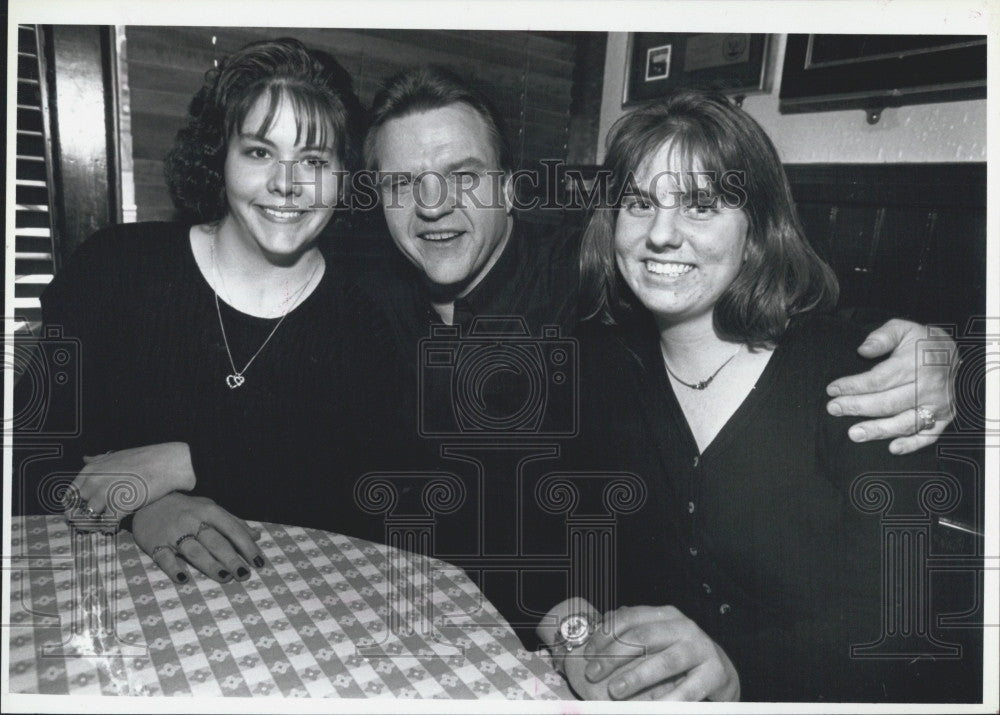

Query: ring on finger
[[175, 533, 198, 550], [195, 521, 213, 537], [916, 406, 936, 432], [151, 544, 176, 557]]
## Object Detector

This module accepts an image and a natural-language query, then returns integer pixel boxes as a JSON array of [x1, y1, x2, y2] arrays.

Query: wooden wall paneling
[[916, 208, 987, 327], [124, 27, 576, 97], [792, 203, 837, 267], [295, 28, 574, 105], [828, 204, 882, 310], [128, 110, 183, 157], [359, 29, 577, 67], [566, 32, 607, 166], [124, 26, 578, 221], [867, 206, 934, 319], [126, 27, 222, 71], [133, 158, 179, 219], [127, 61, 204, 98], [785, 164, 986, 209], [785, 163, 986, 329]]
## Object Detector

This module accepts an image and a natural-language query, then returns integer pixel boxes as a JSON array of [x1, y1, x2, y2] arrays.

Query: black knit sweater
[[15, 221, 408, 539]]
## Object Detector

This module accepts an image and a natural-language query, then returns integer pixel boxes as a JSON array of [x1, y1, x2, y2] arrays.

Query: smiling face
[[615, 139, 749, 329], [373, 103, 512, 298], [221, 91, 342, 262]]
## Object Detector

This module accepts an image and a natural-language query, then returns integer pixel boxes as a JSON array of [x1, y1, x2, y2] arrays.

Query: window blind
[[14, 24, 58, 335]]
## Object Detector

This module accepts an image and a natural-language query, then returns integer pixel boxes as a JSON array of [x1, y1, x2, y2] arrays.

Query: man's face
[[374, 103, 512, 298]]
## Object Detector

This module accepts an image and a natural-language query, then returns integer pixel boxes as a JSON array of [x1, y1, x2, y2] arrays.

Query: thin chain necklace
[[661, 343, 742, 390], [211, 239, 320, 389]]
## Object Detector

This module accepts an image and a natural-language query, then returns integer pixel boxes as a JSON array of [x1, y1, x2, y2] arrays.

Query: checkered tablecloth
[[7, 515, 572, 699]]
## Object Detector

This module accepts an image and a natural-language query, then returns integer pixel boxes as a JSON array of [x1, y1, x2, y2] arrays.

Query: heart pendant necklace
[[211, 239, 319, 389]]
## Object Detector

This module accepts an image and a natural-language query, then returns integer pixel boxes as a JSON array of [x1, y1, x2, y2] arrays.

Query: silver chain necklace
[[661, 343, 742, 390], [211, 239, 320, 389]]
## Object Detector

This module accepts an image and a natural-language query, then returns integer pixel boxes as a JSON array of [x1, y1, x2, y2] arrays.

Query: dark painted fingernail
[[253, 556, 264, 568], [237, 566, 249, 578], [176, 572, 188, 583], [218, 569, 231, 579]]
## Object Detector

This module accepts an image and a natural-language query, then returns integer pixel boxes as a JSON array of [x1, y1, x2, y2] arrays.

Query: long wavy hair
[[164, 38, 365, 224], [579, 89, 838, 347]]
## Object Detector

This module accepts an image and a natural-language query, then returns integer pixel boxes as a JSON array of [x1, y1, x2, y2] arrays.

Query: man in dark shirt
[[357, 65, 953, 453], [352, 66, 962, 699], [349, 71, 579, 358]]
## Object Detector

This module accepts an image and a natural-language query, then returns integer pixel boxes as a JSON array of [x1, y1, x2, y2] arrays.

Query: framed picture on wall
[[780, 34, 987, 116], [622, 33, 770, 106]]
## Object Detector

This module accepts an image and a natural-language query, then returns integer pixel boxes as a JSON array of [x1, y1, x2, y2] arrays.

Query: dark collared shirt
[[332, 217, 582, 649], [342, 219, 580, 377]]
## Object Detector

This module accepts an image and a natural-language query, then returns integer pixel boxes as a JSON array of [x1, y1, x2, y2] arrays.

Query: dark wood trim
[[784, 163, 986, 209], [784, 162, 986, 328], [43, 25, 120, 264]]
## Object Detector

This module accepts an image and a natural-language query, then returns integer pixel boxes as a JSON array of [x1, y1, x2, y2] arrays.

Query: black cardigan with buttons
[[556, 312, 982, 702]]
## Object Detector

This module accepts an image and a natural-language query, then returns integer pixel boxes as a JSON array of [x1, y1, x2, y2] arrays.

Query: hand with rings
[[62, 493, 118, 534], [916, 406, 937, 432], [64, 442, 197, 526], [825, 319, 957, 454], [132, 493, 264, 585]]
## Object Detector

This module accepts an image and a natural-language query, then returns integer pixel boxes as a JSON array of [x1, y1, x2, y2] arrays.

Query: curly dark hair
[[164, 38, 365, 223]]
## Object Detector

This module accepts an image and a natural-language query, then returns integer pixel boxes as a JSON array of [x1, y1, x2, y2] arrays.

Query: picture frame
[[622, 33, 770, 106], [779, 34, 986, 115]]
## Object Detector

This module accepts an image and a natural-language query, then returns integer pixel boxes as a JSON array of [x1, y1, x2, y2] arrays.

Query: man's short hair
[[363, 65, 513, 173]]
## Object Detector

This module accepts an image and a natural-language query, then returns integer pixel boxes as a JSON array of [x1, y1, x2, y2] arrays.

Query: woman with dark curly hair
[[23, 38, 401, 583]]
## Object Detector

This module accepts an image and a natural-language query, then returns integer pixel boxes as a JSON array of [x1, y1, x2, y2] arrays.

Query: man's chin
[[422, 270, 478, 302]]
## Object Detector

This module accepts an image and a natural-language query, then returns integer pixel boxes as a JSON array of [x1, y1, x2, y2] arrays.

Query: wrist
[[167, 442, 197, 491]]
